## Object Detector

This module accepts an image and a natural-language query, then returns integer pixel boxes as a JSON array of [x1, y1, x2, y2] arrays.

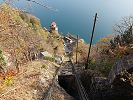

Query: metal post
[[85, 13, 98, 69], [76, 35, 79, 64]]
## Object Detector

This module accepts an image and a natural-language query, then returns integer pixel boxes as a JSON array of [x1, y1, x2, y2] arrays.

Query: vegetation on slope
[[0, 3, 64, 69], [84, 16, 133, 77], [0, 3, 66, 100]]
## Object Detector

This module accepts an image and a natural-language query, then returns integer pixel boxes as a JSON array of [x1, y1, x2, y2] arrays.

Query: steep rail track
[[41, 60, 89, 100], [69, 60, 89, 100], [59, 60, 89, 100]]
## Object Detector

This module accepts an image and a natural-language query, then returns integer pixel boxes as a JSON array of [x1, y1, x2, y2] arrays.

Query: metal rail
[[69, 60, 90, 100]]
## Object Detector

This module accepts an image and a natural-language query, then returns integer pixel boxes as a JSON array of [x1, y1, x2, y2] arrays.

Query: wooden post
[[76, 35, 79, 64], [85, 13, 98, 69]]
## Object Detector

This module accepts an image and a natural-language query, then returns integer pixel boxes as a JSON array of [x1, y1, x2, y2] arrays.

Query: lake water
[[1, 0, 133, 43]]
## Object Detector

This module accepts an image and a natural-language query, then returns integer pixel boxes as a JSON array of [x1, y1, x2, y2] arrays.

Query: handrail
[[70, 60, 90, 100]]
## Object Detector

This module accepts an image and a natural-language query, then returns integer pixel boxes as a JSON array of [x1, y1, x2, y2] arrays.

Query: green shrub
[[88, 58, 115, 77], [43, 56, 55, 62], [0, 50, 6, 69], [30, 16, 40, 26], [41, 64, 47, 69], [19, 12, 30, 23], [4, 76, 13, 86]]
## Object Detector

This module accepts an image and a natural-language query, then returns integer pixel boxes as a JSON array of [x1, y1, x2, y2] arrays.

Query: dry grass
[[0, 60, 59, 100]]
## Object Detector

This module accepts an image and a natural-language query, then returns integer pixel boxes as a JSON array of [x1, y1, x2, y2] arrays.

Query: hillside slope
[[0, 4, 72, 100]]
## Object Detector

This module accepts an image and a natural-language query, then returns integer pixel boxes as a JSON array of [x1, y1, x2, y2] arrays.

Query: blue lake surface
[[1, 0, 133, 43]]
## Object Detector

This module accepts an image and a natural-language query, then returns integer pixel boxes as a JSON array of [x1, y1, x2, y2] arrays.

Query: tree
[[114, 16, 133, 34], [114, 16, 133, 45]]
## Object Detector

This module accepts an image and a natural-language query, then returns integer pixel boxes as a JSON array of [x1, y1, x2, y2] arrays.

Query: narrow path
[[41, 63, 61, 100]]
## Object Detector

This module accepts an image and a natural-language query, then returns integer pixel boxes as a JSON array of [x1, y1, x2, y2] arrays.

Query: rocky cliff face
[[0, 4, 72, 100]]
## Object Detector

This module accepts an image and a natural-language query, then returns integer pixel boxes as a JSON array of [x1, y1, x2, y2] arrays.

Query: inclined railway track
[[42, 60, 90, 100], [69, 60, 90, 100]]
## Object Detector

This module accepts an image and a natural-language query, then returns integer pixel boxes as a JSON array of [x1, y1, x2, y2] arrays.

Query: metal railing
[[70, 60, 90, 100]]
